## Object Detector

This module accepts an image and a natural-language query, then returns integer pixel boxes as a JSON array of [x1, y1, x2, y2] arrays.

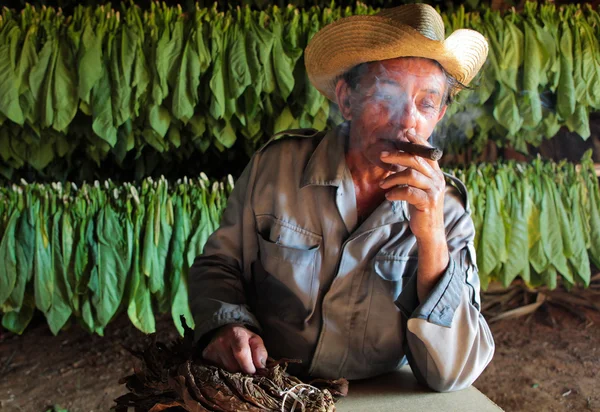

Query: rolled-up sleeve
[[188, 154, 262, 344], [397, 205, 495, 392]]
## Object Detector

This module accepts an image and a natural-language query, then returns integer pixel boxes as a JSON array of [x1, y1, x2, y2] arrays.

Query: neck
[[344, 125, 392, 220], [344, 123, 392, 190]]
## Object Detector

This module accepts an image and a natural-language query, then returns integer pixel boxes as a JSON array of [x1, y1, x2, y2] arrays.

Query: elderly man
[[189, 3, 494, 392]]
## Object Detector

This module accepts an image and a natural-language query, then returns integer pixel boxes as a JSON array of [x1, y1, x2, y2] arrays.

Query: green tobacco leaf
[[556, 20, 576, 119], [528, 193, 549, 275], [52, 40, 78, 132], [493, 85, 522, 136], [544, 265, 558, 290], [91, 66, 117, 146], [568, 181, 591, 286], [552, 175, 574, 259], [29, 37, 57, 129], [227, 22, 252, 101], [18, 26, 39, 124], [151, 183, 174, 314], [6, 206, 35, 312], [172, 28, 201, 123], [213, 120, 237, 148], [127, 201, 156, 333], [47, 209, 72, 335], [565, 105, 591, 139], [0, 208, 20, 307], [209, 18, 227, 120], [33, 198, 54, 313], [271, 16, 299, 101], [1, 292, 35, 334], [499, 17, 524, 92], [148, 104, 171, 138], [91, 205, 128, 328], [78, 24, 104, 105], [170, 194, 194, 336], [0, 41, 25, 125], [540, 176, 571, 281], [586, 174, 600, 269], [579, 20, 600, 108], [274, 106, 296, 133], [61, 207, 77, 311], [521, 21, 543, 129], [502, 181, 530, 286], [108, 25, 135, 129], [478, 183, 505, 279]]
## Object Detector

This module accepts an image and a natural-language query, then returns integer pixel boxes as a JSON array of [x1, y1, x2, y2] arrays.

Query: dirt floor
[[0, 303, 598, 412]]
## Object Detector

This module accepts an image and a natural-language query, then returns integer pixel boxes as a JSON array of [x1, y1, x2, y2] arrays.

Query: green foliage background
[[1, 1, 599, 335], [0, 2, 599, 183]]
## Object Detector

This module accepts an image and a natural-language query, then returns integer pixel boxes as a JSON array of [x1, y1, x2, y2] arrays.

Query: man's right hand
[[201, 324, 268, 374]]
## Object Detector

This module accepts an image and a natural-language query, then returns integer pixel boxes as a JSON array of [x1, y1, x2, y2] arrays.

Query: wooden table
[[337, 366, 503, 412]]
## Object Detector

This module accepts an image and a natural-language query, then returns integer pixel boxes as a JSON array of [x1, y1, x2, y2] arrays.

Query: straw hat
[[304, 4, 488, 101]]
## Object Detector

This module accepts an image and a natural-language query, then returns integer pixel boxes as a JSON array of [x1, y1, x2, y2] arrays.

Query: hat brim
[[305, 15, 488, 102]]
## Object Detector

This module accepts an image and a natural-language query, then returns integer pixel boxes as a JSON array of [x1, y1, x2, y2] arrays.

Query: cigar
[[393, 141, 443, 161]]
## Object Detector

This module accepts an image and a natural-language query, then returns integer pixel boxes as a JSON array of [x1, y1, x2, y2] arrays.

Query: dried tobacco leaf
[[114, 318, 348, 411]]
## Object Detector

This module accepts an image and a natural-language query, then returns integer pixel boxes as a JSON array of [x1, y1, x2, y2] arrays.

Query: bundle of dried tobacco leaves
[[114, 320, 348, 411]]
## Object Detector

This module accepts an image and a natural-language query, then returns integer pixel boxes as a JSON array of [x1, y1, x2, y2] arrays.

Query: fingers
[[249, 335, 268, 370], [217, 350, 243, 373], [383, 185, 431, 210], [231, 333, 257, 374], [202, 324, 267, 375], [380, 168, 431, 191], [380, 151, 436, 180], [405, 128, 441, 171]]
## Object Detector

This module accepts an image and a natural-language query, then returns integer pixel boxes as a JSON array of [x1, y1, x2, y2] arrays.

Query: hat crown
[[304, 3, 488, 102], [376, 4, 445, 42]]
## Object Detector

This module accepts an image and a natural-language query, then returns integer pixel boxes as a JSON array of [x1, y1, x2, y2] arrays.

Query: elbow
[[426, 339, 496, 393]]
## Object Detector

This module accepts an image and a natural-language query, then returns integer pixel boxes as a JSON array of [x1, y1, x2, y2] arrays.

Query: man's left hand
[[378, 129, 446, 242]]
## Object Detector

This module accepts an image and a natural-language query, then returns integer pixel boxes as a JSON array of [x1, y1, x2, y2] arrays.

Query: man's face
[[342, 57, 448, 171]]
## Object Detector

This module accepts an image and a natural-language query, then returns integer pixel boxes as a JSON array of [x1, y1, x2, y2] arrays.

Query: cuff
[[193, 303, 262, 345], [396, 256, 464, 328]]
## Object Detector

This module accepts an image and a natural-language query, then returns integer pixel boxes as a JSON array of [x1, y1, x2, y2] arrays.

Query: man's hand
[[379, 128, 446, 241], [202, 324, 268, 374]]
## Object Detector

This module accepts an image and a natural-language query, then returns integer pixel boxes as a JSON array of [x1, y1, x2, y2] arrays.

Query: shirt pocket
[[362, 255, 417, 365], [254, 215, 322, 325]]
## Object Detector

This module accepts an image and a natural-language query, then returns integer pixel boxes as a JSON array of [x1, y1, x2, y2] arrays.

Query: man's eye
[[374, 93, 394, 102], [421, 100, 437, 110]]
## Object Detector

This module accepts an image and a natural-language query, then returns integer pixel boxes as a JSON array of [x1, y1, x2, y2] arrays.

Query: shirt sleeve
[[396, 206, 495, 392], [188, 154, 262, 345]]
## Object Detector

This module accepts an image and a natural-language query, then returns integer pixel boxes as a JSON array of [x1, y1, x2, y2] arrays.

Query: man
[[189, 3, 494, 392]]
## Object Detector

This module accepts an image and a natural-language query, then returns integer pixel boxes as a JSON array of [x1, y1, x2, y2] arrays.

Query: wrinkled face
[[340, 57, 448, 170]]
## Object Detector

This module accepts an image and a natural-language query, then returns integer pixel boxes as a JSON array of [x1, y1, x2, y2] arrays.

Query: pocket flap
[[256, 215, 321, 265], [372, 256, 416, 281]]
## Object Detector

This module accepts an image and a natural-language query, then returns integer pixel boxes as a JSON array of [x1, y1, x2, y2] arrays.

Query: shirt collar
[[300, 123, 408, 224], [300, 123, 349, 188]]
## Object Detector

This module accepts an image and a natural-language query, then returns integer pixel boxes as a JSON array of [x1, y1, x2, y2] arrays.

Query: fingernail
[[381, 151, 390, 157], [261, 358, 266, 367]]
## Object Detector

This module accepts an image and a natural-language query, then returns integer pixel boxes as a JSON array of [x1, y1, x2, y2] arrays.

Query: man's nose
[[389, 100, 417, 131]]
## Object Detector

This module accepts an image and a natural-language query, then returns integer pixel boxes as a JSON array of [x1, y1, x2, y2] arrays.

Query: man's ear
[[335, 78, 353, 121], [437, 104, 448, 122]]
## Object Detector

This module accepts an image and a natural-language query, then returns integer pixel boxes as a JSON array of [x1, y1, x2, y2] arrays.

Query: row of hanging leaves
[[1, 155, 599, 335], [0, 2, 599, 182], [451, 152, 600, 292], [440, 2, 600, 154], [0, 173, 232, 336]]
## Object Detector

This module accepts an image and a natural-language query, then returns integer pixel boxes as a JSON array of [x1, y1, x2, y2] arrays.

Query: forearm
[[416, 231, 449, 302]]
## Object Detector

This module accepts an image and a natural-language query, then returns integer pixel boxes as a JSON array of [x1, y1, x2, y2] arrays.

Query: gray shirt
[[189, 124, 494, 392]]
